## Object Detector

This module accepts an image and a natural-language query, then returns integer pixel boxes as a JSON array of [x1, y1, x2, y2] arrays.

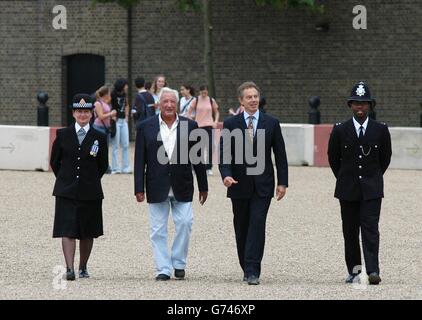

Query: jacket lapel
[[345, 118, 359, 144], [254, 112, 266, 143]]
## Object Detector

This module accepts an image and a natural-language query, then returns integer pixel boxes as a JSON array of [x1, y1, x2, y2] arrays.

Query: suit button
[[359, 155, 362, 159], [78, 148, 81, 151], [359, 165, 362, 169], [77, 157, 80, 160], [359, 176, 362, 179], [77, 167, 80, 170], [375, 145, 378, 148], [76, 176, 79, 179]]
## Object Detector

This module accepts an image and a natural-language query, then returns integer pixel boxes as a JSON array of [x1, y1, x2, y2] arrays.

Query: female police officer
[[50, 94, 109, 280]]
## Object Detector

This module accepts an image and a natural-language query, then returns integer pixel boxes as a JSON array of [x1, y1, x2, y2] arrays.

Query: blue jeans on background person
[[111, 118, 131, 173], [148, 197, 193, 277]]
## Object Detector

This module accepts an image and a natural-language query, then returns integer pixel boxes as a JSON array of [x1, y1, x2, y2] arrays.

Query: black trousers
[[201, 126, 213, 170], [231, 194, 272, 278], [340, 198, 382, 275]]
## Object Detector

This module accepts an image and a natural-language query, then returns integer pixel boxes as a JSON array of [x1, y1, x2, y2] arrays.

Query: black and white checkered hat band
[[73, 102, 93, 109]]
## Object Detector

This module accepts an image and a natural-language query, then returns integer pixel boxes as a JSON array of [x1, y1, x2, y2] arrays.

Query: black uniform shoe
[[174, 269, 185, 280], [247, 275, 260, 285], [66, 269, 75, 281], [155, 274, 170, 281], [368, 272, 381, 285], [243, 275, 247, 282], [79, 269, 90, 278]]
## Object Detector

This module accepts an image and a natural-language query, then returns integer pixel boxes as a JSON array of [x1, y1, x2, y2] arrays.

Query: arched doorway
[[62, 54, 105, 126]]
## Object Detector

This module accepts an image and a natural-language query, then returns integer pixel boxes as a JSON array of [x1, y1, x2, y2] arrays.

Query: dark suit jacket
[[327, 118, 392, 201], [50, 126, 108, 200], [219, 112, 288, 199], [134, 115, 208, 203]]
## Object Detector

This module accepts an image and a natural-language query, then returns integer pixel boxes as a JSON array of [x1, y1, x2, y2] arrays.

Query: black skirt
[[53, 197, 103, 239]]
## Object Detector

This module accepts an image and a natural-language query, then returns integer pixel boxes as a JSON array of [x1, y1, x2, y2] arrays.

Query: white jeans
[[148, 197, 193, 276]]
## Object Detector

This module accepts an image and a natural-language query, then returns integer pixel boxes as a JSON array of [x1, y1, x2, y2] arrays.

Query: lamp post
[[37, 92, 49, 126]]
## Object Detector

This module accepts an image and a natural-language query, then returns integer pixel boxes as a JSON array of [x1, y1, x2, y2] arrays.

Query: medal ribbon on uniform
[[90, 140, 99, 157]]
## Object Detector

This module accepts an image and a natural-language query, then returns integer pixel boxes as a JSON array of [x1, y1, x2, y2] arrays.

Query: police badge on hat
[[355, 83, 366, 97], [90, 140, 99, 157]]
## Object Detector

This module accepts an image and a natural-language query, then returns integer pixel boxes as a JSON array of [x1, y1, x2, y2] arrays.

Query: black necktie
[[358, 126, 364, 140]]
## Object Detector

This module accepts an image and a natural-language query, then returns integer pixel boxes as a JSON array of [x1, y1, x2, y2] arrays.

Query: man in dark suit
[[328, 81, 392, 285], [50, 93, 108, 280], [134, 87, 208, 281], [219, 81, 288, 285]]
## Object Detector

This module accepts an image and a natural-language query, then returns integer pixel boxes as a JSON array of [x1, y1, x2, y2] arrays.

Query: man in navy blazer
[[219, 82, 288, 285], [134, 87, 208, 281]]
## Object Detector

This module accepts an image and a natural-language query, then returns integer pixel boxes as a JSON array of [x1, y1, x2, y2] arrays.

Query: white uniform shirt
[[353, 117, 368, 138]]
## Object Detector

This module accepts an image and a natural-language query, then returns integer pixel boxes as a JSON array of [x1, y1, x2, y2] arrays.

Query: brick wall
[[1, 0, 421, 127]]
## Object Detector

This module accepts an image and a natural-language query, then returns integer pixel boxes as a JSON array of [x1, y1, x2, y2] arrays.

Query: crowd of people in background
[[91, 74, 257, 176]]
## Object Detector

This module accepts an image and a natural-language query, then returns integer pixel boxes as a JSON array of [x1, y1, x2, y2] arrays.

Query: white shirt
[[75, 122, 90, 134], [353, 117, 368, 138], [179, 96, 195, 116], [159, 114, 179, 197], [243, 109, 260, 136]]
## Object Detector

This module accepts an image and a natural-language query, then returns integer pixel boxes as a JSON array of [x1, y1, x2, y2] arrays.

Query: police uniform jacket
[[50, 126, 109, 200], [328, 118, 392, 201]]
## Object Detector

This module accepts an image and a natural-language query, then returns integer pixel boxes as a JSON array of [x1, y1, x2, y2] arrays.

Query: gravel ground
[[0, 146, 421, 300]]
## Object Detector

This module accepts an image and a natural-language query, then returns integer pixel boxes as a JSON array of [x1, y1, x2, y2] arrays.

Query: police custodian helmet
[[347, 81, 376, 108]]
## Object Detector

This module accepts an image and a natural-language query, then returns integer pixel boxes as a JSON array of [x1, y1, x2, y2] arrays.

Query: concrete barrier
[[280, 124, 314, 166], [314, 124, 333, 167], [1, 124, 421, 171], [0, 126, 50, 171], [389, 127, 422, 170]]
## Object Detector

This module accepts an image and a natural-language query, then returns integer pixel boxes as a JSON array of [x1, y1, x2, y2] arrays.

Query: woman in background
[[187, 85, 220, 176], [151, 75, 167, 114], [179, 84, 196, 117]]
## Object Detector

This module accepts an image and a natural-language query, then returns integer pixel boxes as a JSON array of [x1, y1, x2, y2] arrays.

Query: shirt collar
[[75, 122, 90, 133], [353, 117, 369, 132], [159, 113, 179, 129], [243, 109, 260, 122]]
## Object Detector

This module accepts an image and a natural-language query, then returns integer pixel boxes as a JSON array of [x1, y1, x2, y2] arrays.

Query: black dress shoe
[[247, 275, 260, 285], [174, 269, 185, 280], [79, 269, 90, 278], [368, 272, 381, 285], [155, 274, 170, 281], [243, 276, 247, 282], [66, 269, 75, 281]]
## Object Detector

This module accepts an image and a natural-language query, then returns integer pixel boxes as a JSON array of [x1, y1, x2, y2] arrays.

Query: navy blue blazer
[[134, 115, 208, 203], [219, 112, 288, 199]]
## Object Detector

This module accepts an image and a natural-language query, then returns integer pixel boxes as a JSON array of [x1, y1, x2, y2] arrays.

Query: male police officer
[[328, 81, 392, 285]]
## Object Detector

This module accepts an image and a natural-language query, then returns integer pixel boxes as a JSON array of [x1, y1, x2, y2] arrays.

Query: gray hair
[[158, 87, 180, 103]]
